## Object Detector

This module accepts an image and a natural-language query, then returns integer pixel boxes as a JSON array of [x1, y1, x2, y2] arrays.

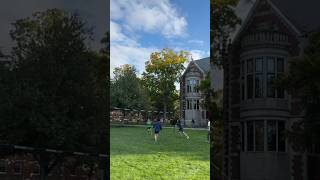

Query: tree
[[211, 0, 240, 65], [111, 64, 150, 110], [100, 32, 109, 56], [198, 72, 223, 179], [0, 9, 107, 179], [142, 48, 189, 121], [278, 31, 320, 152]]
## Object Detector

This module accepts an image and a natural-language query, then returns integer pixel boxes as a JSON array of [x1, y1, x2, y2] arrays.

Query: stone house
[[220, 0, 320, 179], [180, 57, 223, 127]]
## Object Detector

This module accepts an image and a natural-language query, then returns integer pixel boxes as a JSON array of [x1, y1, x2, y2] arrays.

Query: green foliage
[[111, 64, 151, 110], [278, 31, 320, 151], [110, 127, 209, 179], [198, 72, 223, 178], [142, 48, 189, 118], [0, 8, 108, 178], [211, 0, 241, 64]]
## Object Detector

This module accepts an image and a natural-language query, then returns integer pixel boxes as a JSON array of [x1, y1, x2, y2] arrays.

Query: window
[[255, 57, 263, 73], [196, 100, 200, 110], [243, 120, 286, 152], [186, 79, 200, 93], [255, 121, 264, 151], [14, 161, 23, 174], [187, 100, 190, 109], [195, 80, 200, 93], [267, 120, 277, 151], [247, 59, 253, 73], [267, 57, 276, 98], [255, 58, 263, 98], [241, 122, 245, 151], [255, 74, 263, 98], [247, 121, 254, 151], [267, 74, 275, 97], [187, 80, 191, 93], [267, 57, 275, 73], [278, 121, 286, 152], [241, 61, 245, 100], [241, 56, 286, 100], [0, 160, 8, 174], [247, 75, 253, 99], [241, 80, 245, 100], [277, 58, 285, 98]]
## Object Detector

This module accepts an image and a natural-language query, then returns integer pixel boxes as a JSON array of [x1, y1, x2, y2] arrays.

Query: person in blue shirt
[[153, 118, 162, 142]]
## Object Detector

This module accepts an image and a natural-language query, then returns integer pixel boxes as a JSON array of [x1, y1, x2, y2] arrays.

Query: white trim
[[181, 61, 204, 79]]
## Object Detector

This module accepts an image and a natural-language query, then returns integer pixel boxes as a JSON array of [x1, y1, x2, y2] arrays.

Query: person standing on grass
[[146, 118, 152, 134], [191, 118, 195, 128], [153, 118, 162, 142], [176, 120, 189, 139]]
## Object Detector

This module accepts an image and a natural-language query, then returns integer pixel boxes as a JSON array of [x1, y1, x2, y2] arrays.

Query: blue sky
[[110, 0, 210, 77]]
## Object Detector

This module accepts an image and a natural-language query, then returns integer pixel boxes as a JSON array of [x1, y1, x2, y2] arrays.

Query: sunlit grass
[[110, 126, 210, 180]]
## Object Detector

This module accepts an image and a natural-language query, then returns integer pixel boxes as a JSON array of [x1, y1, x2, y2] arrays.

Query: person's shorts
[[147, 126, 151, 129], [178, 128, 183, 132], [155, 130, 160, 134]]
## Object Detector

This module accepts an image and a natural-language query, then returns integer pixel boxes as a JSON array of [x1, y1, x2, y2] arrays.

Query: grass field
[[110, 126, 210, 180]]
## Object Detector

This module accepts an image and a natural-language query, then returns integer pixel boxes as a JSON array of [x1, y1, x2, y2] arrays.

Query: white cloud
[[110, 44, 157, 78], [110, 21, 157, 78], [190, 50, 209, 60], [111, 0, 187, 38], [188, 39, 204, 46]]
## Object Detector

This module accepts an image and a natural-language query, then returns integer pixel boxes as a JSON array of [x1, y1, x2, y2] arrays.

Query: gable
[[233, 0, 300, 44], [181, 61, 203, 80], [186, 61, 202, 75]]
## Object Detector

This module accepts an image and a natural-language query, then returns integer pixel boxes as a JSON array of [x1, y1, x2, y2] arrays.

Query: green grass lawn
[[110, 126, 210, 180]]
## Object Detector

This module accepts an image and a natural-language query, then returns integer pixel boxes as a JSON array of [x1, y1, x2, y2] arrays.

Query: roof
[[232, 0, 320, 42], [180, 57, 224, 90], [194, 57, 210, 73]]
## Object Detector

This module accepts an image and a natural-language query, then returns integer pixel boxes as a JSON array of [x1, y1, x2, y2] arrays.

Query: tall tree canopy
[[142, 48, 189, 120], [211, 0, 240, 64], [0, 9, 108, 179], [111, 64, 150, 110]]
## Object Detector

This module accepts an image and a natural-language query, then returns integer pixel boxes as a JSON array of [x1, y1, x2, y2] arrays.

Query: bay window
[[186, 79, 200, 93], [241, 56, 286, 100], [243, 120, 286, 152]]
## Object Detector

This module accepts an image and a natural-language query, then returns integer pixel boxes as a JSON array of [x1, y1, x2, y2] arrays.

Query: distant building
[[180, 57, 223, 127], [220, 0, 320, 179]]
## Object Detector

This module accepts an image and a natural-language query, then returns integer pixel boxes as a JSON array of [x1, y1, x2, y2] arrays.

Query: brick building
[[220, 0, 320, 179], [180, 57, 223, 127]]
